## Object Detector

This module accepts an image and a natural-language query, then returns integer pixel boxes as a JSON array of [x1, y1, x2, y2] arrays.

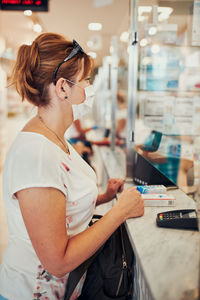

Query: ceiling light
[[158, 7, 173, 14], [88, 34, 102, 50], [88, 23, 102, 31], [140, 38, 148, 47], [87, 40, 94, 48], [158, 7, 173, 21], [148, 27, 157, 35], [24, 41, 32, 45], [138, 6, 152, 15], [151, 44, 160, 54], [33, 24, 42, 33], [120, 31, 129, 43], [24, 10, 32, 16], [87, 51, 97, 59]]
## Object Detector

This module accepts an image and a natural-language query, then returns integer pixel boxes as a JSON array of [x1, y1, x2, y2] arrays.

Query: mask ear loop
[[63, 79, 72, 101], [64, 79, 86, 104]]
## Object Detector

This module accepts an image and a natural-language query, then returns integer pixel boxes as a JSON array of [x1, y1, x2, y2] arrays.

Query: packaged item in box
[[144, 199, 175, 207], [142, 194, 176, 207], [137, 185, 166, 194]]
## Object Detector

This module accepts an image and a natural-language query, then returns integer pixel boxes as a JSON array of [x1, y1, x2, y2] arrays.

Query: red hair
[[11, 33, 93, 106]]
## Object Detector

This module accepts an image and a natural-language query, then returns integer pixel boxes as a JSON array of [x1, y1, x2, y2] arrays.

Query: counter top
[[98, 146, 199, 300]]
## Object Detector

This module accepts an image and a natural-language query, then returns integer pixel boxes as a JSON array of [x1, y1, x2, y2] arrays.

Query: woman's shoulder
[[7, 132, 62, 163], [3, 132, 68, 198]]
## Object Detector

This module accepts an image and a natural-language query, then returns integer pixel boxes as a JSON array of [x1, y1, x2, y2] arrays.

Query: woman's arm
[[96, 178, 124, 206], [17, 185, 143, 278], [96, 193, 109, 205], [74, 119, 93, 134]]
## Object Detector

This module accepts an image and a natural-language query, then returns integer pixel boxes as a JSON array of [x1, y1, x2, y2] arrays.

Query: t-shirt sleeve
[[9, 140, 67, 199]]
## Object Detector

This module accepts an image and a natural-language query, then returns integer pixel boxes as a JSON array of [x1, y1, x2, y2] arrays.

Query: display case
[[133, 0, 200, 200], [94, 1, 200, 201]]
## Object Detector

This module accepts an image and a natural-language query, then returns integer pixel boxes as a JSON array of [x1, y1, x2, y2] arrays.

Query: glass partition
[[93, 6, 129, 149], [134, 0, 200, 199], [115, 37, 129, 150]]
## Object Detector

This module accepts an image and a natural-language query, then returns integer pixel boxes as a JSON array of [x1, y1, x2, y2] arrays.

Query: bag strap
[[64, 251, 100, 300], [64, 214, 103, 300], [88, 214, 102, 226]]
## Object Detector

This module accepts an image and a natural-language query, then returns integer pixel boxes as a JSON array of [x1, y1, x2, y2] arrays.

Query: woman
[[0, 33, 144, 300]]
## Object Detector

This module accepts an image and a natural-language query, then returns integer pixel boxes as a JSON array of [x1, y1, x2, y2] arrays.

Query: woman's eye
[[86, 77, 91, 82]]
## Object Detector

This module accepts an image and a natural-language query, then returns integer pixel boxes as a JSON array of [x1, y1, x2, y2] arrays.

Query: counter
[[95, 145, 199, 300]]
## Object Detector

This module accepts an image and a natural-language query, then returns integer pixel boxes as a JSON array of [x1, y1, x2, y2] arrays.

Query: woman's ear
[[55, 78, 70, 100]]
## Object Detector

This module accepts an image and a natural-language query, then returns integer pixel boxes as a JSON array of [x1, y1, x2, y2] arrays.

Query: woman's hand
[[105, 178, 124, 202], [115, 187, 144, 220], [96, 178, 124, 206]]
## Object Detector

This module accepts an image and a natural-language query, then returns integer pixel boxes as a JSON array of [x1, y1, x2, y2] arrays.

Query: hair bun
[[29, 41, 40, 73]]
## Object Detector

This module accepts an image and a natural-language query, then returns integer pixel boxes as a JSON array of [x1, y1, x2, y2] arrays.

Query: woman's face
[[67, 60, 91, 105]]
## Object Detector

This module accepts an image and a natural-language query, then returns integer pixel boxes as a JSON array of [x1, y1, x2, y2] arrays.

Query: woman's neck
[[37, 105, 73, 138]]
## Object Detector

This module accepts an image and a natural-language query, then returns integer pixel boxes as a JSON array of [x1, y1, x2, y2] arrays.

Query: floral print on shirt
[[62, 162, 70, 172], [33, 265, 86, 300], [33, 265, 68, 300]]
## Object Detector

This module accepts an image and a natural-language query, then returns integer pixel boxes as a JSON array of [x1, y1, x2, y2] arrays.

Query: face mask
[[71, 85, 95, 121]]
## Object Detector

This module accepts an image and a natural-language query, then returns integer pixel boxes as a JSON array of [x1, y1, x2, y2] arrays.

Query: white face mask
[[71, 85, 95, 121]]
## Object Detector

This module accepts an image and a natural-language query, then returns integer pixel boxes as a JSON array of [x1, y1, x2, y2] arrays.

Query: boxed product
[[136, 185, 166, 194], [142, 194, 176, 207]]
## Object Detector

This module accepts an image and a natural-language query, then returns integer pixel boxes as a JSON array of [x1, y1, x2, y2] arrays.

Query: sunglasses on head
[[53, 40, 84, 85]]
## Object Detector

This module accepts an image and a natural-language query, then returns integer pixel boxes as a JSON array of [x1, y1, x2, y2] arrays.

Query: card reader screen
[[181, 211, 196, 218]]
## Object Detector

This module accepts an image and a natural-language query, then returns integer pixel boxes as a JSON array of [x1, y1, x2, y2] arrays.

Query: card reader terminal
[[156, 209, 198, 230]]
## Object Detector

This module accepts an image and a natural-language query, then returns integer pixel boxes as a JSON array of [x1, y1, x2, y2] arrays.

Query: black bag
[[64, 215, 134, 300]]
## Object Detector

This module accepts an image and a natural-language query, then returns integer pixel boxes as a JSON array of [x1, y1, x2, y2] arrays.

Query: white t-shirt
[[0, 132, 98, 300], [65, 123, 80, 139]]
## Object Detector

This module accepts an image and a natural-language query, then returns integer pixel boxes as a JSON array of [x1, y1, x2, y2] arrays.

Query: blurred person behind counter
[[65, 119, 98, 166], [103, 91, 127, 148], [116, 91, 127, 149], [116, 91, 127, 140], [0, 33, 144, 300]]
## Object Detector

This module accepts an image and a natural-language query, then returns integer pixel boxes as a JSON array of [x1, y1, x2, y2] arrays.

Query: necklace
[[37, 115, 70, 154]]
